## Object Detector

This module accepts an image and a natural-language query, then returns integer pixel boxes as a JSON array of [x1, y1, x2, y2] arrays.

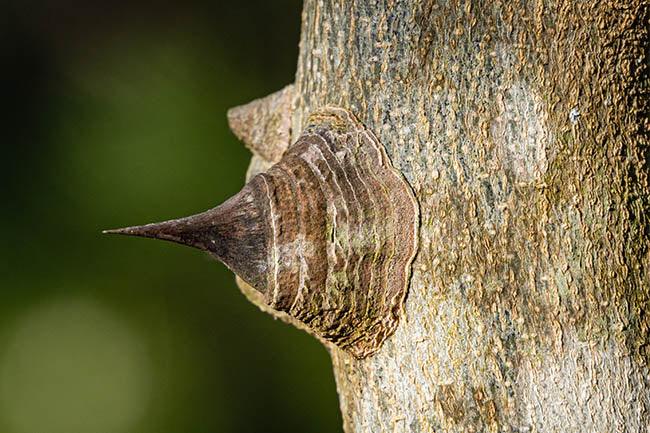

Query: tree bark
[[249, 1, 649, 432]]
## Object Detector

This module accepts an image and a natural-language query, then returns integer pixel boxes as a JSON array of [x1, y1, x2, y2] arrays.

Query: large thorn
[[104, 180, 271, 294]]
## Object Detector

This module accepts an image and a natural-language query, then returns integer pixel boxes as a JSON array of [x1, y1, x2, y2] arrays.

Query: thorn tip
[[102, 228, 126, 235]]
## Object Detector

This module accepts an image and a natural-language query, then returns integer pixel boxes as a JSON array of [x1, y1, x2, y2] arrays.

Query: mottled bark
[[246, 1, 649, 432]]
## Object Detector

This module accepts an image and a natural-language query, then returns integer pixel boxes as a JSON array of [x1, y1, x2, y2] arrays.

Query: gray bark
[[243, 1, 650, 432]]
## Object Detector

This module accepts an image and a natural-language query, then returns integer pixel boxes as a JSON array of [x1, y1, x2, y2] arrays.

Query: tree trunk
[[282, 1, 650, 432]]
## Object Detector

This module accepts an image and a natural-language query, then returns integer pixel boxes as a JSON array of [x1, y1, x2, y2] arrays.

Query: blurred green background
[[0, 1, 342, 432]]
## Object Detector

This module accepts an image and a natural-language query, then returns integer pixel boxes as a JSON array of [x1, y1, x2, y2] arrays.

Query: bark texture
[[246, 1, 649, 432], [292, 1, 649, 432]]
